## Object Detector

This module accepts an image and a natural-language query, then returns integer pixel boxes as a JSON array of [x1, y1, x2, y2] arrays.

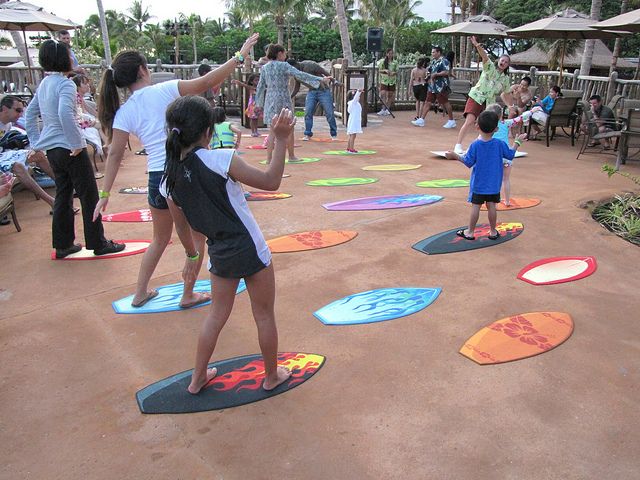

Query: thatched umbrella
[[0, 1, 80, 84], [507, 9, 629, 82], [591, 8, 640, 33]]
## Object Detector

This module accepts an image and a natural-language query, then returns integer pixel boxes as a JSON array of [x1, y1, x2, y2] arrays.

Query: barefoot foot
[[263, 366, 291, 391], [187, 367, 218, 394]]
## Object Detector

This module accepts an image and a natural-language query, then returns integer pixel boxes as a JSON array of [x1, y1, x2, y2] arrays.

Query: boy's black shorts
[[471, 193, 500, 205]]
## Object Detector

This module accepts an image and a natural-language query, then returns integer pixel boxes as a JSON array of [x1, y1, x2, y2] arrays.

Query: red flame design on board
[[204, 353, 321, 393]]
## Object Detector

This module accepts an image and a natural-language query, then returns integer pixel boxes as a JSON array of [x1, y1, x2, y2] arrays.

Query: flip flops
[[456, 229, 475, 240], [131, 289, 159, 308], [488, 231, 502, 240], [179, 292, 211, 309]]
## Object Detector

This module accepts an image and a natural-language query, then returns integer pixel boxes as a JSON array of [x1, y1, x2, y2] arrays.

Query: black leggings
[[47, 147, 107, 250]]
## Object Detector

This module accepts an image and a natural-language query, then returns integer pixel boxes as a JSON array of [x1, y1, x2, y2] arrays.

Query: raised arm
[[228, 109, 295, 191], [177, 33, 259, 96], [470, 36, 489, 64]]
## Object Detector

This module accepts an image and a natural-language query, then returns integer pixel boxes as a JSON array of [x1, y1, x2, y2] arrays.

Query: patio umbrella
[[0, 1, 80, 84], [507, 9, 629, 82], [591, 8, 640, 33], [432, 15, 510, 37], [433, 15, 510, 71]]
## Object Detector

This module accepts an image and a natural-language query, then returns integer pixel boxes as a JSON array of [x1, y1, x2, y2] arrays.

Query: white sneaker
[[377, 109, 386, 116], [443, 120, 457, 129], [302, 135, 310, 141], [454, 144, 464, 155], [411, 118, 425, 127]]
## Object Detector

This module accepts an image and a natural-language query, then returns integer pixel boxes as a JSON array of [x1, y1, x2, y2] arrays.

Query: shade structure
[[507, 9, 630, 82], [433, 15, 510, 37], [591, 8, 640, 33], [0, 1, 80, 84]]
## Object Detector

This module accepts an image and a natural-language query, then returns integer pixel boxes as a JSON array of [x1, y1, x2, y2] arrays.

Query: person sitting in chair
[[588, 94, 616, 150], [0, 95, 55, 209]]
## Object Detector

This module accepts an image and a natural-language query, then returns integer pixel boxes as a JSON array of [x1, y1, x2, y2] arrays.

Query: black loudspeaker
[[366, 27, 383, 53]]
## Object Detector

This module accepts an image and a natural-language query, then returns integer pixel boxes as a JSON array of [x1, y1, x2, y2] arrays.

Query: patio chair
[[576, 100, 623, 159], [528, 96, 580, 147], [615, 109, 640, 170], [0, 191, 21, 232]]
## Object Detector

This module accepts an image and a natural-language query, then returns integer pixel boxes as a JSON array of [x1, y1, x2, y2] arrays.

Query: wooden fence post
[[529, 66, 537, 85], [606, 71, 618, 104], [572, 69, 580, 90]]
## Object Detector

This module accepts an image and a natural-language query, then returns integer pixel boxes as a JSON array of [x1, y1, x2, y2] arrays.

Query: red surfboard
[[136, 352, 326, 413], [102, 209, 153, 222], [51, 240, 150, 260], [517, 256, 597, 285]]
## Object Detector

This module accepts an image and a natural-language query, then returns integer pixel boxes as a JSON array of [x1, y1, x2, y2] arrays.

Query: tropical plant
[[592, 193, 640, 246], [127, 0, 153, 32]]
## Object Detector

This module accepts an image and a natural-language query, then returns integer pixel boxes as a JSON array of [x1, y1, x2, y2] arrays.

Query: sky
[[45, 0, 450, 27]]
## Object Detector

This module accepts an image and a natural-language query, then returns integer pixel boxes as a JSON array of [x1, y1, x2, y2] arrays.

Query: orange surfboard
[[460, 312, 573, 365], [267, 230, 358, 253], [481, 198, 541, 211]]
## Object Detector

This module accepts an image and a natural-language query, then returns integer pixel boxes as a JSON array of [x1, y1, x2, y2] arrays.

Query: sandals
[[131, 289, 159, 308], [179, 292, 211, 309], [488, 231, 502, 240], [456, 229, 475, 241]]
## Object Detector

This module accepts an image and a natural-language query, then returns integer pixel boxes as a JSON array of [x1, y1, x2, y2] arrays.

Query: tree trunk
[[579, 0, 602, 76], [334, 0, 353, 63], [96, 0, 112, 64], [609, 0, 628, 75], [277, 17, 284, 45]]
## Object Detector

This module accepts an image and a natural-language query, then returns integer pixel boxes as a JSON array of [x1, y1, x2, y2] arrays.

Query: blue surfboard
[[313, 287, 441, 325], [112, 279, 246, 314]]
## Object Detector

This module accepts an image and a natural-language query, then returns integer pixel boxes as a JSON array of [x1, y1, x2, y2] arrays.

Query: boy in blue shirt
[[445, 110, 527, 240]]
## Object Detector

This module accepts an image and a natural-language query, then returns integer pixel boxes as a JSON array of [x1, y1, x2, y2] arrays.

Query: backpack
[[0, 130, 29, 150]]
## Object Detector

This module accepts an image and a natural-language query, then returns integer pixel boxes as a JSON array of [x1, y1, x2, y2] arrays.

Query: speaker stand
[[368, 51, 395, 119]]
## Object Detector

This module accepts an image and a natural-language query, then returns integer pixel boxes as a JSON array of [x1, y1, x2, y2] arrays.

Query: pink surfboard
[[51, 240, 150, 260], [102, 209, 153, 222], [517, 256, 597, 285]]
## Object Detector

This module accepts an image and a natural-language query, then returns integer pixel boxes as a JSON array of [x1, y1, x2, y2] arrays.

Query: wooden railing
[[3, 60, 639, 120]]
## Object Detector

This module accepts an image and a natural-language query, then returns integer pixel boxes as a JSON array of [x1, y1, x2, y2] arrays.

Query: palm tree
[[143, 24, 168, 59], [127, 0, 153, 32], [334, 0, 353, 62], [609, 0, 628, 75], [386, 0, 423, 52], [259, 0, 304, 44], [96, 0, 112, 64], [579, 0, 602, 75]]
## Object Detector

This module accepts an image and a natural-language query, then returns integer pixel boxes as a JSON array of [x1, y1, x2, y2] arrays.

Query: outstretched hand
[[470, 36, 479, 47], [444, 151, 460, 160], [239, 33, 260, 58], [270, 108, 296, 141], [516, 133, 528, 143]]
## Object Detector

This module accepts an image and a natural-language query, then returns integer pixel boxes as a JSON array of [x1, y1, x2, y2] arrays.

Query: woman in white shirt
[[93, 33, 258, 309]]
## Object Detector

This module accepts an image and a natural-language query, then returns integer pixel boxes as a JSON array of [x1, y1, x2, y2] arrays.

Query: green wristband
[[98, 190, 110, 199], [514, 139, 522, 146], [186, 251, 200, 261]]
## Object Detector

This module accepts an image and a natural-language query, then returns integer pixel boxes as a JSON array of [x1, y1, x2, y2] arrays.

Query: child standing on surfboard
[[484, 103, 538, 207], [445, 110, 526, 240], [346, 89, 363, 153], [161, 97, 295, 394]]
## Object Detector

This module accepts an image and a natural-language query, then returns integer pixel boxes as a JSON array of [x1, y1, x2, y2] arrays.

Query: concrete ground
[[1, 110, 639, 480]]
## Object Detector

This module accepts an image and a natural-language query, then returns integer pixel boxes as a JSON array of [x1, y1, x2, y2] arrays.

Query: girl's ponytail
[[164, 128, 183, 197], [98, 67, 120, 141]]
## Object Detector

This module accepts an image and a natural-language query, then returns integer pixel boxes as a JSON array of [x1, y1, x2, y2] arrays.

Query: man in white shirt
[[0, 95, 55, 209]]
